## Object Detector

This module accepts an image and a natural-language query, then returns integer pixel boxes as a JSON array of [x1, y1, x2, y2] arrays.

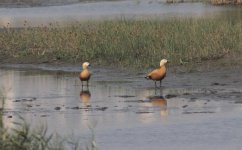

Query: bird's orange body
[[145, 59, 168, 87], [79, 69, 91, 81], [146, 66, 166, 81]]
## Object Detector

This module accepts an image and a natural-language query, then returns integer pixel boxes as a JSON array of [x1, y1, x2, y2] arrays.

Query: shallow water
[[1, 65, 242, 149], [0, 0, 241, 28]]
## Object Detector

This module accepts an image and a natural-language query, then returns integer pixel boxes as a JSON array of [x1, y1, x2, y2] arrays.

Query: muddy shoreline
[[1, 54, 242, 90], [1, 51, 242, 72]]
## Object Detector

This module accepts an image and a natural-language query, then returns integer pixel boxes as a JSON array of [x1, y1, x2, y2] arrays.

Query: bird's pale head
[[82, 62, 90, 69], [160, 59, 168, 67]]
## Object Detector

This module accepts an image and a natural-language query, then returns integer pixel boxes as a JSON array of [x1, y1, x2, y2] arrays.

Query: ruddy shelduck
[[145, 59, 168, 87], [80, 62, 91, 87]]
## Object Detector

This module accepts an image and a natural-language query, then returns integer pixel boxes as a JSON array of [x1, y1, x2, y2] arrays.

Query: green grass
[[0, 17, 241, 69]]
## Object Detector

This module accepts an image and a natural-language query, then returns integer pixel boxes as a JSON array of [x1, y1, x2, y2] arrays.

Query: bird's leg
[[81, 81, 83, 87], [154, 81, 157, 88], [87, 81, 89, 87], [160, 80, 162, 87], [159, 87, 163, 96]]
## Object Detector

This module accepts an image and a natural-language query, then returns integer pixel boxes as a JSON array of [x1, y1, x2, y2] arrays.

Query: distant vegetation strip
[[0, 0, 103, 7], [0, 0, 242, 7], [0, 17, 241, 69], [209, 0, 242, 4], [166, 0, 242, 5]]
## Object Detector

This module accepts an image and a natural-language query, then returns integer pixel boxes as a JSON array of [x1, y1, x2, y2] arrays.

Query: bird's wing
[[146, 69, 159, 78], [147, 67, 166, 80]]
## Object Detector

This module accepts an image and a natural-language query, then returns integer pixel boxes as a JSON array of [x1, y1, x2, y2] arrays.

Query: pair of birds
[[79, 59, 168, 87]]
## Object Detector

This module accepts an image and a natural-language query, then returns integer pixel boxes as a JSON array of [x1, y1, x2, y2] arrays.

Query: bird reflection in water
[[147, 88, 168, 117], [80, 88, 91, 108], [79, 89, 99, 149]]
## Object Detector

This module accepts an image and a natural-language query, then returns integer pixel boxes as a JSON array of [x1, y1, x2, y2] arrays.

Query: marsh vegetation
[[0, 17, 241, 69]]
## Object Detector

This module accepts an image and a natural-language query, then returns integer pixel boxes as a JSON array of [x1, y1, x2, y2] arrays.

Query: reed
[[0, 17, 241, 69]]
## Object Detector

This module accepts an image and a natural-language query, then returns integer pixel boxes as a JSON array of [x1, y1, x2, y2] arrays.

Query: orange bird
[[145, 59, 168, 87], [80, 62, 91, 87]]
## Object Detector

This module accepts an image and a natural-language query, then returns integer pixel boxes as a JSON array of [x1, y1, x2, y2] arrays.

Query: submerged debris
[[124, 100, 146, 103], [211, 82, 226, 86], [183, 111, 215, 114], [54, 107, 61, 110], [95, 107, 108, 111], [71, 106, 80, 109], [182, 105, 188, 108], [165, 94, 178, 99], [234, 101, 242, 104], [136, 111, 154, 114], [66, 106, 108, 111], [13, 97, 37, 102], [115, 95, 136, 98]]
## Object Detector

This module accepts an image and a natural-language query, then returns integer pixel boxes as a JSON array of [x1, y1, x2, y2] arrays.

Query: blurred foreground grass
[[0, 88, 98, 150]]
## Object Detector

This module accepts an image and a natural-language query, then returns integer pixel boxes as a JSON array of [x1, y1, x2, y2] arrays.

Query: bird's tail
[[145, 76, 150, 80]]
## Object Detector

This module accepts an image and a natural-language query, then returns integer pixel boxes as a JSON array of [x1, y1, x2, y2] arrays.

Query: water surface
[[0, 0, 241, 27], [1, 65, 242, 149]]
